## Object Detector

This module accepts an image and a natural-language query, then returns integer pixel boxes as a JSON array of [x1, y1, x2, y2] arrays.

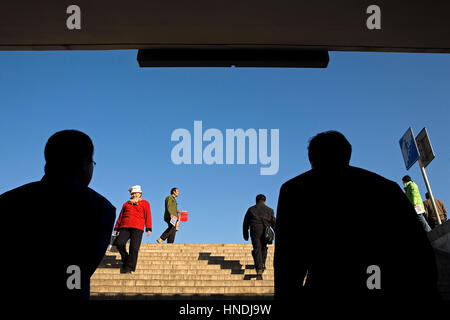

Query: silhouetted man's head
[[308, 131, 352, 169], [44, 130, 94, 185], [402, 175, 412, 184], [425, 192, 430, 200], [256, 194, 266, 204]]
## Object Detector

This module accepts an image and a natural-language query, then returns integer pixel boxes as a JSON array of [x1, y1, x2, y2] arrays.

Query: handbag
[[107, 234, 118, 252], [263, 225, 275, 244], [258, 214, 274, 244]]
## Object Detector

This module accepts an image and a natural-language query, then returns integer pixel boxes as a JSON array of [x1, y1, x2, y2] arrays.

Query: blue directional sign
[[399, 127, 420, 170]]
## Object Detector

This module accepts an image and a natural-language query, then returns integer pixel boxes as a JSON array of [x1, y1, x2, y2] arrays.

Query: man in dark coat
[[0, 130, 115, 300], [243, 194, 276, 275], [423, 192, 448, 229], [274, 131, 438, 303]]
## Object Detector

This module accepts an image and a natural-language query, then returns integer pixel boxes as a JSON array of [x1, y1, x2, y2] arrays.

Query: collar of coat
[[404, 181, 414, 189]]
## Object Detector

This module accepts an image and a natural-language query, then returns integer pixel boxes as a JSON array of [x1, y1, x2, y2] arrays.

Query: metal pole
[[418, 159, 442, 225]]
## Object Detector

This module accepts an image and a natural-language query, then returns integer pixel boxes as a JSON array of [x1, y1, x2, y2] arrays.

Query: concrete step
[[100, 258, 272, 265], [91, 279, 273, 287], [94, 267, 274, 273], [93, 269, 274, 275], [97, 265, 273, 271], [90, 294, 274, 300], [133, 250, 274, 254], [104, 252, 274, 260], [90, 286, 274, 295], [99, 264, 268, 271], [100, 259, 273, 267], [130, 243, 274, 250], [92, 274, 274, 280], [105, 252, 274, 258]]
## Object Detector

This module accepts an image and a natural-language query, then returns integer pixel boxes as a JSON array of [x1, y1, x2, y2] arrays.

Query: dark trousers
[[250, 224, 268, 271], [115, 228, 144, 271], [160, 220, 177, 243]]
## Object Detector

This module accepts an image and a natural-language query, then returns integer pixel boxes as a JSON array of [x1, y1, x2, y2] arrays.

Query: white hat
[[129, 185, 142, 194]]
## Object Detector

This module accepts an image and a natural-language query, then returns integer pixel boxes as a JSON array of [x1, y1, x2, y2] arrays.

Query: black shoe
[[120, 266, 132, 274], [256, 269, 264, 280]]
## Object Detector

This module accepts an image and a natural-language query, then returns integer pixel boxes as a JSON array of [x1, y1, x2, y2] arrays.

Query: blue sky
[[0, 50, 449, 243]]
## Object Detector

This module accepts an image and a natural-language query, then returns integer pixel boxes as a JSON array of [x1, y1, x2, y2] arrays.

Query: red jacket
[[114, 200, 152, 232]]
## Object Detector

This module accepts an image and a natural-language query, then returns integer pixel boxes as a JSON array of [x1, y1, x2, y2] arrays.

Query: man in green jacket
[[402, 175, 431, 232], [157, 187, 180, 243]]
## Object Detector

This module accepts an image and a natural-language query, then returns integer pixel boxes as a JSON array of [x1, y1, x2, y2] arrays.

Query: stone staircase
[[91, 243, 274, 300]]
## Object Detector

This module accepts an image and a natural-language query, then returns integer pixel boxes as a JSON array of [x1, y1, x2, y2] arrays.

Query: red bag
[[179, 211, 188, 222]]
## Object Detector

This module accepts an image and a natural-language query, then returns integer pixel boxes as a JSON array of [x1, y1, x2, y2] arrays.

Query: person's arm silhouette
[[274, 183, 308, 300]]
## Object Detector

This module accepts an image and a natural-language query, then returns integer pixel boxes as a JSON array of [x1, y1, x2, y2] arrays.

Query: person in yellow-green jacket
[[157, 187, 180, 243], [402, 175, 431, 232]]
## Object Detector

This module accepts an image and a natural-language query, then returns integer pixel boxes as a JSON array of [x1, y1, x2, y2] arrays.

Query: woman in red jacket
[[113, 185, 152, 274]]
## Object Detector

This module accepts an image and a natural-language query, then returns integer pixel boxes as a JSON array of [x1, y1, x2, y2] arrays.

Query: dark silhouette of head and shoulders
[[246, 194, 276, 223], [274, 131, 438, 304], [0, 130, 115, 300]]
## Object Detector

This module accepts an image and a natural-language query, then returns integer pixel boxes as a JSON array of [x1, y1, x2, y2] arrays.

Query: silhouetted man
[[0, 130, 115, 300], [243, 194, 276, 276], [274, 131, 438, 303]]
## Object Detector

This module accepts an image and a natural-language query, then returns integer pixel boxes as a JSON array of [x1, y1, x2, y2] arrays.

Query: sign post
[[399, 127, 419, 170], [399, 127, 441, 225], [418, 160, 441, 225], [415, 128, 441, 225]]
